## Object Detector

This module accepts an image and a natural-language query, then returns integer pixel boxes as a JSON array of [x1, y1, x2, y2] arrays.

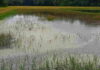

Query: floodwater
[[0, 14, 100, 58]]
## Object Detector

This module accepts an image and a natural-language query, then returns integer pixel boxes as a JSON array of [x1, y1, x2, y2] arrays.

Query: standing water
[[0, 15, 100, 58]]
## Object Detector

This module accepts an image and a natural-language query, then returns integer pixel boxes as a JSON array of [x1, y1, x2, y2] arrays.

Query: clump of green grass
[[0, 33, 13, 49], [0, 10, 17, 20]]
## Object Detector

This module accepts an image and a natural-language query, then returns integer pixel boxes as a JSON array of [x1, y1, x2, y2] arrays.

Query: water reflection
[[0, 15, 100, 56]]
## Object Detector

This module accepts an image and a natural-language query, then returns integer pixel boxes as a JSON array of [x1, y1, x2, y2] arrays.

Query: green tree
[[0, 0, 8, 6], [5, 0, 100, 6]]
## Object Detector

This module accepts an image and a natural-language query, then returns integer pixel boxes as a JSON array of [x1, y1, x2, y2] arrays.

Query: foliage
[[0, 0, 8, 6], [0, 0, 100, 6]]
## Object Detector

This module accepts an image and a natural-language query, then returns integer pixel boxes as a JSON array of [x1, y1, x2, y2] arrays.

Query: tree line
[[0, 0, 100, 6]]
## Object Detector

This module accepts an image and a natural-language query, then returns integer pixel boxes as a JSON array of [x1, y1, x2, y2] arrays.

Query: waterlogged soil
[[0, 15, 100, 58]]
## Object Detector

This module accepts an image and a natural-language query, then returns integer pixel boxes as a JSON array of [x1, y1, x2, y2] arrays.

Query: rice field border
[[0, 6, 100, 21]]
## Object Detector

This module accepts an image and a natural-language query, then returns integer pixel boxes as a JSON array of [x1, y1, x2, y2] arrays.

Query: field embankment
[[0, 6, 100, 22]]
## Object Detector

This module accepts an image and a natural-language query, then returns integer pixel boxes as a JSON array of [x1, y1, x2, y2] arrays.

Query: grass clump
[[0, 33, 13, 49]]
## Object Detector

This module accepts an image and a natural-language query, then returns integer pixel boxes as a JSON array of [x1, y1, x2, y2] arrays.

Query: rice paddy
[[0, 6, 100, 70]]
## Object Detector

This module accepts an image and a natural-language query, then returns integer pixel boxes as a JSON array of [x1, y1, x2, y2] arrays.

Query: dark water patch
[[0, 33, 13, 49]]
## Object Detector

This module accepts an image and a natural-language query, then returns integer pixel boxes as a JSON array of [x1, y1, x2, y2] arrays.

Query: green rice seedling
[[19, 63, 25, 70], [68, 56, 78, 70], [31, 58, 37, 70], [62, 57, 69, 69], [1, 59, 5, 70], [0, 55, 100, 70], [54, 59, 64, 70], [37, 56, 100, 70], [9, 63, 13, 70], [45, 60, 51, 70]]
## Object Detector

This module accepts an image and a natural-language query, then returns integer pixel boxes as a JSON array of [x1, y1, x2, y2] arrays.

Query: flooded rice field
[[0, 15, 100, 69], [0, 15, 100, 57], [0, 15, 100, 70], [0, 15, 80, 56]]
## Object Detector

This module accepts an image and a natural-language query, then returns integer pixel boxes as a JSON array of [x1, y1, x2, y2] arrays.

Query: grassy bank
[[0, 6, 100, 21], [0, 7, 17, 19]]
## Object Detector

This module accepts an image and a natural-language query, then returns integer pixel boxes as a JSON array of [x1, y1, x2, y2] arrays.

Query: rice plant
[[0, 55, 100, 70]]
